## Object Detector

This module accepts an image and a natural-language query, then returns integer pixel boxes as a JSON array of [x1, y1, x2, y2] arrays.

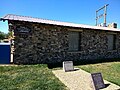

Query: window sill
[[107, 50, 117, 52]]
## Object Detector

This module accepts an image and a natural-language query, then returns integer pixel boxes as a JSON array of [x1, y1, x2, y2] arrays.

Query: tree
[[0, 31, 13, 41], [0, 31, 6, 40]]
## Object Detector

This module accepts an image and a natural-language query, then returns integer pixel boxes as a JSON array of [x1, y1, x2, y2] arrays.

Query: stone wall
[[9, 20, 120, 64]]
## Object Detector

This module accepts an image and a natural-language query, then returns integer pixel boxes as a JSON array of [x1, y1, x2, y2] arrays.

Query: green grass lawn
[[77, 62, 120, 86], [0, 64, 67, 90]]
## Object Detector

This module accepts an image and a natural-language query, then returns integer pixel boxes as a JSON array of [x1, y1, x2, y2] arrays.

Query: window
[[107, 34, 116, 50], [68, 32, 81, 51]]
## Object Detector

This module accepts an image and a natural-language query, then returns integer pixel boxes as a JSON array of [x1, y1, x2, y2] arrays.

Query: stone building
[[1, 14, 120, 65]]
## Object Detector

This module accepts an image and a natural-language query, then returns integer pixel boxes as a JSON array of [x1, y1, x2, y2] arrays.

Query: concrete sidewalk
[[53, 69, 120, 90]]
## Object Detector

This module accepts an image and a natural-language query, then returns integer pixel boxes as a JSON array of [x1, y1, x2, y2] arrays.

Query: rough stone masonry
[[9, 20, 120, 65]]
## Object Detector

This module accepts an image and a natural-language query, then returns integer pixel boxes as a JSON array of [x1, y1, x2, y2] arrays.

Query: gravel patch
[[53, 69, 120, 90]]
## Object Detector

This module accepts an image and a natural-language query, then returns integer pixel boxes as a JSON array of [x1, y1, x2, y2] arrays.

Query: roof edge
[[1, 14, 120, 32]]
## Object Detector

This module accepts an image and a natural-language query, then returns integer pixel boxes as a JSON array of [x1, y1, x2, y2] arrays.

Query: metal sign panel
[[91, 73, 105, 90], [63, 61, 74, 72]]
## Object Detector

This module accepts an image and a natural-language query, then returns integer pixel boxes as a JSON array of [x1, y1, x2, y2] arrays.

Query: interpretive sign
[[91, 73, 105, 90], [15, 26, 31, 38], [63, 61, 74, 72], [16, 26, 31, 33]]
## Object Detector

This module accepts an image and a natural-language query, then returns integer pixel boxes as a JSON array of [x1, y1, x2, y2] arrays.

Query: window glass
[[107, 34, 116, 50], [68, 32, 80, 51]]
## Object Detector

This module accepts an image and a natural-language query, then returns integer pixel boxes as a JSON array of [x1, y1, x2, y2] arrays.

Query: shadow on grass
[[13, 58, 120, 69], [47, 58, 120, 69]]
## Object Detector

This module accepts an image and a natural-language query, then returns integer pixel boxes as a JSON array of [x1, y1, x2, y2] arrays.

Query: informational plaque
[[63, 61, 74, 72], [91, 73, 105, 90], [16, 26, 31, 34], [15, 26, 31, 38]]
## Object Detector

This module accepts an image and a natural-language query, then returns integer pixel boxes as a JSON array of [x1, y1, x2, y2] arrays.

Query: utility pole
[[96, 4, 109, 26]]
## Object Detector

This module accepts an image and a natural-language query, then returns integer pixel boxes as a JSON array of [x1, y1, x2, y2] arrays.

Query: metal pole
[[104, 4, 109, 27], [95, 4, 109, 26]]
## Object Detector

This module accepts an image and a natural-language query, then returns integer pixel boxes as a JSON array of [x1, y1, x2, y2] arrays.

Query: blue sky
[[0, 0, 120, 33]]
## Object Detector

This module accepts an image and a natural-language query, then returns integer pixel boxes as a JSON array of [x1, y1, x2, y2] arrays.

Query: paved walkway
[[52, 69, 120, 90]]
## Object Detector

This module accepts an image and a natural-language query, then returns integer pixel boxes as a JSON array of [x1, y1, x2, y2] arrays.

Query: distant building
[[1, 14, 120, 64]]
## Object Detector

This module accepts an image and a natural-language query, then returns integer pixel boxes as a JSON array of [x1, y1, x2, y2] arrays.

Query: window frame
[[68, 31, 81, 52], [107, 34, 117, 50]]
